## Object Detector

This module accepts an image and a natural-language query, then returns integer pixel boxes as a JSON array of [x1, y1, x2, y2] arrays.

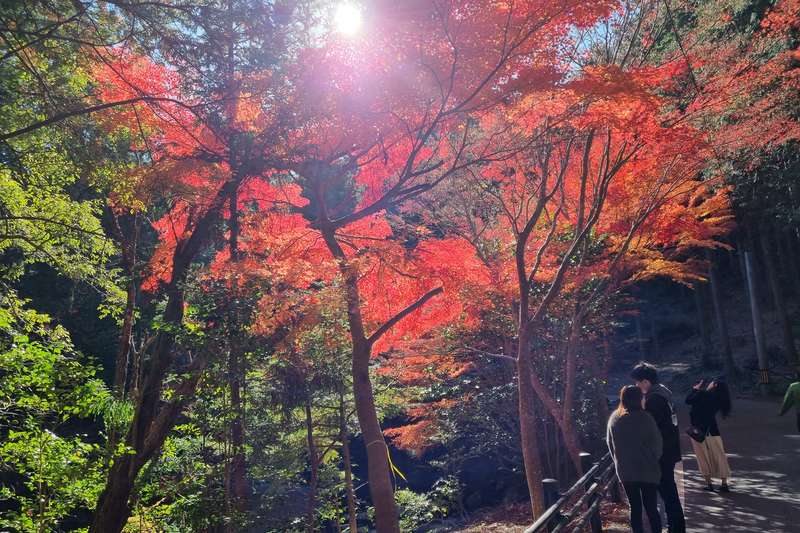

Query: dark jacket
[[645, 384, 681, 464], [607, 409, 663, 484], [685, 389, 721, 437]]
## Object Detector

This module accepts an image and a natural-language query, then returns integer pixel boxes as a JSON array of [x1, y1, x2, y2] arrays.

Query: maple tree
[[383, 59, 734, 516], [200, 2, 620, 529]]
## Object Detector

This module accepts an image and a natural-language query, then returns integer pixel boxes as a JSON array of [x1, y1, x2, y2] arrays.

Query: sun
[[334, 3, 363, 36]]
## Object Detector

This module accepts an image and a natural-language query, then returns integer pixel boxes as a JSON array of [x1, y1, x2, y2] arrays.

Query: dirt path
[[677, 398, 800, 533]]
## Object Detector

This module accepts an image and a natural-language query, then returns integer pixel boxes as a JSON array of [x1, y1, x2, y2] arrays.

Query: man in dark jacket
[[632, 362, 686, 533]]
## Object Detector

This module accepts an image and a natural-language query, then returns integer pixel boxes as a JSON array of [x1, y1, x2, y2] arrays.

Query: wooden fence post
[[542, 478, 560, 532], [581, 452, 603, 533]]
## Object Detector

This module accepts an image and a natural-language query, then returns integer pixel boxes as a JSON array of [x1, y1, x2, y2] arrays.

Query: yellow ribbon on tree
[[366, 439, 407, 484]]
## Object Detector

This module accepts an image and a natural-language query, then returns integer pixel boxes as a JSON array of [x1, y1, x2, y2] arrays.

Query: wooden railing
[[524, 451, 621, 533]]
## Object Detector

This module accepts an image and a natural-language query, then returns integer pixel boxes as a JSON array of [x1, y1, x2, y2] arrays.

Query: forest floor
[[445, 501, 630, 532]]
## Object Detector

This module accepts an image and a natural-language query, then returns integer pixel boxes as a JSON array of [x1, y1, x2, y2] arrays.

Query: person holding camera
[[685, 378, 733, 492]]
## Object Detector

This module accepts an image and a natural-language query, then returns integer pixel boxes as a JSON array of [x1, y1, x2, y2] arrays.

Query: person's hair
[[714, 380, 732, 418], [617, 385, 643, 415], [630, 362, 659, 384]]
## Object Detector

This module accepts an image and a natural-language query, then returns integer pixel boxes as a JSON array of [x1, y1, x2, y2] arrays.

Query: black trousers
[[796, 412, 800, 433], [659, 460, 686, 533], [623, 482, 662, 533]]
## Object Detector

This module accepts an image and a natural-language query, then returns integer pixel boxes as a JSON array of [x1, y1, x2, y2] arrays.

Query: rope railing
[[524, 451, 621, 533]]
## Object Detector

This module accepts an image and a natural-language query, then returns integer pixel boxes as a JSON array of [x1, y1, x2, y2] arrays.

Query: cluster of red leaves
[[383, 399, 458, 455], [677, 1, 800, 160]]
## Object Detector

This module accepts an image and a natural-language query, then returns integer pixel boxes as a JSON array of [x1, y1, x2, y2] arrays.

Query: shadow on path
[[678, 398, 800, 533]]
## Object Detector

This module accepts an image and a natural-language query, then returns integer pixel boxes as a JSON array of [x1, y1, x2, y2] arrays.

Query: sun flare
[[334, 3, 363, 35]]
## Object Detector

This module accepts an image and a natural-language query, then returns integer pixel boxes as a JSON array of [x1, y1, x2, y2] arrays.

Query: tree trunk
[[114, 278, 136, 397], [736, 235, 749, 285], [760, 225, 800, 370], [517, 324, 546, 517], [107, 217, 138, 460], [112, 212, 139, 399], [560, 317, 584, 474], [598, 339, 612, 423], [91, 178, 241, 533], [225, 341, 247, 526], [706, 249, 737, 379], [91, 344, 203, 533], [745, 249, 770, 393], [693, 283, 714, 368], [528, 369, 582, 474], [91, 459, 135, 533], [226, 188, 248, 528], [341, 417, 358, 533], [305, 399, 318, 533], [321, 228, 400, 533], [352, 341, 399, 532], [92, 290, 183, 533]]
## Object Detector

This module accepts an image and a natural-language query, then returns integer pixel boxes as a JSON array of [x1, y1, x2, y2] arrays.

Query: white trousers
[[691, 435, 731, 479]]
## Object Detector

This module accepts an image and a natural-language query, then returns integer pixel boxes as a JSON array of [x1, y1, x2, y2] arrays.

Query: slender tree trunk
[[598, 339, 612, 423], [112, 213, 139, 398], [226, 188, 248, 528], [517, 324, 546, 517], [745, 249, 770, 393], [107, 216, 139, 462], [760, 225, 799, 370], [114, 278, 136, 396], [693, 283, 714, 368], [560, 317, 583, 474], [736, 235, 749, 285], [339, 404, 358, 533], [305, 399, 318, 533], [528, 368, 582, 474], [321, 228, 400, 533], [542, 414, 554, 479], [558, 418, 582, 476], [706, 249, 737, 378], [352, 341, 398, 532]]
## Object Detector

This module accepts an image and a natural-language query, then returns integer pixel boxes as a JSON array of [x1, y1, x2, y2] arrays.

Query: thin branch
[[366, 287, 444, 346], [0, 96, 200, 141]]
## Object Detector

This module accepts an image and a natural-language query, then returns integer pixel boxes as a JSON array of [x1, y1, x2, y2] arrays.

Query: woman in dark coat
[[686, 378, 732, 492], [607, 385, 663, 533]]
